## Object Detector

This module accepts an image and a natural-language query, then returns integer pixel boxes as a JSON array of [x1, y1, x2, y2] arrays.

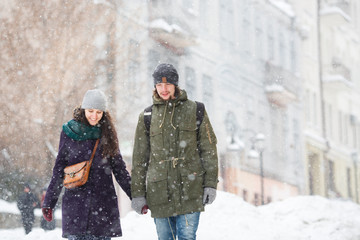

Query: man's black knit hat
[[152, 63, 179, 86]]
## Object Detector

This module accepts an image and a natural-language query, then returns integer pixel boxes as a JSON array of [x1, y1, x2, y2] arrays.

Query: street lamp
[[254, 133, 265, 205]]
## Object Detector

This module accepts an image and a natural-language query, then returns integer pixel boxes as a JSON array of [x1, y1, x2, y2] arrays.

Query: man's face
[[155, 83, 175, 101]]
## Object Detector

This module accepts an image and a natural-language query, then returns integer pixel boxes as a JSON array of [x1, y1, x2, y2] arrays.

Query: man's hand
[[131, 197, 148, 214], [42, 208, 53, 222], [203, 187, 216, 205]]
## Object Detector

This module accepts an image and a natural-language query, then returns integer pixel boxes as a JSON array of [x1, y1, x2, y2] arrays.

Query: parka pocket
[[146, 176, 169, 206], [146, 160, 168, 206], [150, 130, 164, 151], [180, 171, 204, 201], [178, 126, 197, 150]]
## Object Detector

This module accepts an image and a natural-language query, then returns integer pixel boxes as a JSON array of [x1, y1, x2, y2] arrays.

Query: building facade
[[89, 0, 360, 207], [109, 0, 305, 206]]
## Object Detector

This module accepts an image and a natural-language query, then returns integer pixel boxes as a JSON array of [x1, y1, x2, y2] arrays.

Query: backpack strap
[[144, 105, 153, 136], [195, 101, 205, 154], [195, 101, 205, 131]]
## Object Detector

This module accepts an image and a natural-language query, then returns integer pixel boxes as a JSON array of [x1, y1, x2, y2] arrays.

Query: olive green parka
[[131, 90, 218, 218]]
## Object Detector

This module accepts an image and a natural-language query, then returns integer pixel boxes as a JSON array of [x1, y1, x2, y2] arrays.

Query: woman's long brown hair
[[73, 107, 119, 158]]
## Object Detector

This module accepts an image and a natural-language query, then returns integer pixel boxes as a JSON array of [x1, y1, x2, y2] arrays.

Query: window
[[267, 23, 274, 60], [242, 190, 248, 202], [246, 95, 255, 129], [128, 39, 140, 59], [185, 67, 196, 99], [128, 60, 140, 87], [151, 0, 159, 7], [290, 38, 297, 72], [199, 0, 209, 31], [219, 0, 235, 49], [339, 111, 343, 143], [344, 114, 349, 145], [313, 93, 318, 127], [305, 90, 310, 123], [328, 160, 335, 191], [128, 40, 140, 87], [148, 50, 160, 89], [258, 100, 267, 134], [279, 32, 285, 67], [293, 119, 300, 157], [242, 1, 251, 55], [202, 74, 213, 113], [255, 14, 263, 59], [253, 193, 259, 206], [327, 104, 333, 139], [347, 168, 352, 198], [183, 0, 194, 12]]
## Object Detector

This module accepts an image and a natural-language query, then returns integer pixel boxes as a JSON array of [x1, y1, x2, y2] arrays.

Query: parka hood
[[152, 89, 188, 129]]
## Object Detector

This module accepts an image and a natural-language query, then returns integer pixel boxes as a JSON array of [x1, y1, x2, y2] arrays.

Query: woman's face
[[85, 109, 103, 126]]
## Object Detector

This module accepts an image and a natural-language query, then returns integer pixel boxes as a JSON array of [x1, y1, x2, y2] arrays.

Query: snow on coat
[[131, 90, 218, 218], [43, 131, 131, 238]]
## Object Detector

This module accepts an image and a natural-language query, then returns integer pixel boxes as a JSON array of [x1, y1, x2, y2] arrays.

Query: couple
[[42, 63, 219, 240]]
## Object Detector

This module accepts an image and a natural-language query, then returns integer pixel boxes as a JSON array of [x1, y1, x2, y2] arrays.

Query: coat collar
[[152, 89, 188, 106]]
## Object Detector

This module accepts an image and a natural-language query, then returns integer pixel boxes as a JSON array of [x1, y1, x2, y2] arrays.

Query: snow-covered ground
[[1, 191, 360, 240]]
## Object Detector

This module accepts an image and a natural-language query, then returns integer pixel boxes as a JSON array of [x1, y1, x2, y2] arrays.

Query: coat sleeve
[[198, 109, 219, 189], [43, 131, 69, 209], [109, 151, 132, 199], [130, 112, 150, 198]]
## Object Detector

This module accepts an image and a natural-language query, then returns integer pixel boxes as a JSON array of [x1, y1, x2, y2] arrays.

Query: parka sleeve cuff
[[204, 179, 218, 189]]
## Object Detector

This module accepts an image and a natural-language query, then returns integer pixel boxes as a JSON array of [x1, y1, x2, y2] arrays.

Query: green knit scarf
[[62, 119, 101, 141]]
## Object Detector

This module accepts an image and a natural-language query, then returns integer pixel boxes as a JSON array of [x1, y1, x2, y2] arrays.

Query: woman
[[42, 89, 131, 240]]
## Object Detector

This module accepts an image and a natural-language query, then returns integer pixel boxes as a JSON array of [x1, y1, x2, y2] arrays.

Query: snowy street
[[1, 191, 360, 240]]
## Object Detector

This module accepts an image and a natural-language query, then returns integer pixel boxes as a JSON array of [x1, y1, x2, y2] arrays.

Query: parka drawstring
[[159, 103, 167, 129], [170, 104, 176, 130], [159, 102, 176, 130]]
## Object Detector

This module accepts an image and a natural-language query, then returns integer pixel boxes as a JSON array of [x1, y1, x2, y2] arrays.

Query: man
[[17, 183, 39, 234], [131, 63, 218, 239]]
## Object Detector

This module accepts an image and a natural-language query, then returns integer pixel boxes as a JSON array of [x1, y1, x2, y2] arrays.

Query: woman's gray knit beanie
[[81, 89, 107, 111]]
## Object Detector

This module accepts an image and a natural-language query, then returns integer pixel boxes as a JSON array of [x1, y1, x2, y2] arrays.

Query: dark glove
[[131, 197, 147, 214], [203, 187, 216, 205], [42, 208, 53, 222]]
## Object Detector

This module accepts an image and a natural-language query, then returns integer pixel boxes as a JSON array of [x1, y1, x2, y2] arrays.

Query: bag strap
[[88, 139, 100, 166]]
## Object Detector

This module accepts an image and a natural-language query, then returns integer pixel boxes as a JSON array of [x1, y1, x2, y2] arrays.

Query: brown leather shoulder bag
[[63, 139, 99, 189]]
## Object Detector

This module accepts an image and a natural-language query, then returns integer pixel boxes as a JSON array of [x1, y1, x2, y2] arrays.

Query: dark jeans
[[154, 212, 201, 240]]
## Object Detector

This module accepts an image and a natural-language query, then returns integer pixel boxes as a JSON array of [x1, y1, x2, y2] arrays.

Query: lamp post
[[254, 133, 265, 205]]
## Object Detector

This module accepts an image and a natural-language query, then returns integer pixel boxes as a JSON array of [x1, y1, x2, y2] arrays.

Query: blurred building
[[107, 0, 304, 206], [109, 0, 360, 206], [1, 0, 359, 210], [294, 0, 360, 203]]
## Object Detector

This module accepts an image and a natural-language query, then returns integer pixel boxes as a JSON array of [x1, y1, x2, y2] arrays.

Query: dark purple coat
[[43, 131, 131, 238]]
